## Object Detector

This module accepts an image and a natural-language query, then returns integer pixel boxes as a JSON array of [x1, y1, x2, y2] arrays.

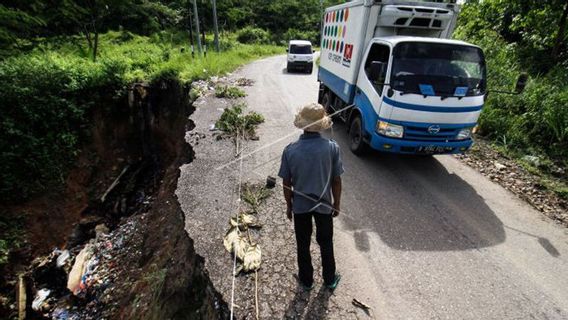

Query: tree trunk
[[212, 0, 220, 52], [93, 29, 99, 62], [552, 0, 568, 61], [84, 28, 93, 51], [192, 0, 202, 54]]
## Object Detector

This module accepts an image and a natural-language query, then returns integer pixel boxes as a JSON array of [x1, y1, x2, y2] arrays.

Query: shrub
[[216, 103, 264, 138], [282, 28, 319, 45], [236, 27, 271, 44], [215, 85, 246, 99], [0, 53, 127, 202]]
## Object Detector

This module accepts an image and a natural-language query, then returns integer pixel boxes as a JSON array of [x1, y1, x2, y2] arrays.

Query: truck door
[[355, 41, 392, 134]]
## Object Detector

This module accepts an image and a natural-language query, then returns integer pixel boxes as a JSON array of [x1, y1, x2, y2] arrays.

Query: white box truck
[[318, 0, 489, 155]]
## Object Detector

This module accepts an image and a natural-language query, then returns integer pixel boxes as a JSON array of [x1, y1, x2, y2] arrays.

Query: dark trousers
[[293, 212, 336, 286]]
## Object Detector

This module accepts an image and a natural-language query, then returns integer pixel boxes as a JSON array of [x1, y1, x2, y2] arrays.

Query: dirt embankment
[[1, 79, 228, 319]]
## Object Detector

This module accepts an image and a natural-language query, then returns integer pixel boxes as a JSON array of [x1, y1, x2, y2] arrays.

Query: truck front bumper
[[368, 133, 473, 155]]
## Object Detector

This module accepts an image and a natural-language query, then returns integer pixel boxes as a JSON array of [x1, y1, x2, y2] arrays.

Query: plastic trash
[[32, 288, 51, 311], [67, 244, 94, 295], [56, 250, 70, 268], [52, 307, 71, 320]]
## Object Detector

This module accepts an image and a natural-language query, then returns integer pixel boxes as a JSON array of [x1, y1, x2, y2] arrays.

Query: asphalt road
[[235, 55, 568, 320]]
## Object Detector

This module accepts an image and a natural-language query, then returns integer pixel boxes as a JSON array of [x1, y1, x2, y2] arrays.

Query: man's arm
[[283, 178, 293, 220], [331, 176, 342, 217]]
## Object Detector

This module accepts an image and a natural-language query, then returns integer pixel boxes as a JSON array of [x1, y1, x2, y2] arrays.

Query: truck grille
[[404, 124, 461, 142]]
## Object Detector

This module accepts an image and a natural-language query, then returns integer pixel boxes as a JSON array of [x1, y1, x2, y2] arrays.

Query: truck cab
[[352, 36, 486, 154], [287, 40, 315, 73], [318, 0, 487, 155]]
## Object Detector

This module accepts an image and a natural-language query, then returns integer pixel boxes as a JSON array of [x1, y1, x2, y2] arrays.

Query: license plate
[[417, 145, 450, 154]]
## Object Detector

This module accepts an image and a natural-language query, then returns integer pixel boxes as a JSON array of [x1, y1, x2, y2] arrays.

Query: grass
[[215, 85, 246, 99], [8, 30, 283, 85], [143, 264, 168, 320]]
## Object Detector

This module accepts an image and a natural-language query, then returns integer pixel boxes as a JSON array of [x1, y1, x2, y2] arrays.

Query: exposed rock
[[494, 161, 506, 171]]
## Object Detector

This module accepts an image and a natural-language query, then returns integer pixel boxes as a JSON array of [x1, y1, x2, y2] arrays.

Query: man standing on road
[[278, 103, 343, 291]]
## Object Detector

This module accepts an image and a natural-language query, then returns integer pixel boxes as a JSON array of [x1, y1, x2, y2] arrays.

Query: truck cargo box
[[319, 0, 460, 104]]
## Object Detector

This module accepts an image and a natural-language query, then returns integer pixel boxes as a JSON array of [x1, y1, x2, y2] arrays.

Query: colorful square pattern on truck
[[320, 4, 366, 103]]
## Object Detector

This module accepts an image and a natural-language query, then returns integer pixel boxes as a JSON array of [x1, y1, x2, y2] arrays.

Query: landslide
[[0, 77, 229, 319]]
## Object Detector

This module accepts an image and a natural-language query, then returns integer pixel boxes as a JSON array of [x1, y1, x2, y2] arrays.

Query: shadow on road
[[326, 123, 507, 251], [504, 225, 561, 257], [284, 285, 332, 320]]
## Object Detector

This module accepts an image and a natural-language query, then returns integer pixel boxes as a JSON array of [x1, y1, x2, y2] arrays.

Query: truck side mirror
[[286, 48, 289, 52], [370, 61, 387, 82], [313, 50, 316, 53], [515, 73, 528, 94]]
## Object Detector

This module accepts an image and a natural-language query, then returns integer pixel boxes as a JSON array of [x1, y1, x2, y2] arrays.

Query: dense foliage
[[1, 0, 343, 57], [456, 0, 568, 165]]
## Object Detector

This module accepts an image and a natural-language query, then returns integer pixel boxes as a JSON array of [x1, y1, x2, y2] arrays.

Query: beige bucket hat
[[294, 103, 333, 132]]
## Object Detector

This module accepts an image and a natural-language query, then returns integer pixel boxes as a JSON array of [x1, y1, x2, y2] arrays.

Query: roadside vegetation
[[216, 103, 265, 140], [455, 0, 568, 197], [215, 84, 247, 99]]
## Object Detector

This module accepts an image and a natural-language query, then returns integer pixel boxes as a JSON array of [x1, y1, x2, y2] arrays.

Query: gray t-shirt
[[278, 132, 344, 214]]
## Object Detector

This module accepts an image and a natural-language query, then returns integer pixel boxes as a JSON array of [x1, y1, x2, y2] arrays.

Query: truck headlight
[[307, 57, 313, 62], [456, 128, 473, 140], [377, 121, 404, 138]]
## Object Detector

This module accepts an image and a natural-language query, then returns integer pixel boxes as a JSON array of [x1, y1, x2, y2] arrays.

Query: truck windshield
[[391, 42, 486, 97], [290, 45, 312, 54]]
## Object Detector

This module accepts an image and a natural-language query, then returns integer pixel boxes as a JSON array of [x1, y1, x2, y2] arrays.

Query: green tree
[[458, 0, 568, 73]]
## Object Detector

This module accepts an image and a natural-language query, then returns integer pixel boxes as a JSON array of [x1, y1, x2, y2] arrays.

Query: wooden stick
[[18, 275, 26, 320], [255, 270, 259, 320], [101, 165, 129, 203]]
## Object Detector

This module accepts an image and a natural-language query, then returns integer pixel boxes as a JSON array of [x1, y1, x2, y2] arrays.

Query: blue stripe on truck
[[355, 90, 474, 154], [318, 67, 355, 103], [383, 96, 483, 113]]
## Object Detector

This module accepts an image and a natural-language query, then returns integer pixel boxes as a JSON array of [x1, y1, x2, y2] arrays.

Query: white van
[[286, 40, 315, 73]]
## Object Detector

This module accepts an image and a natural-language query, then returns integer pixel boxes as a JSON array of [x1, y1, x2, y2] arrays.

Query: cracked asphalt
[[177, 55, 568, 319]]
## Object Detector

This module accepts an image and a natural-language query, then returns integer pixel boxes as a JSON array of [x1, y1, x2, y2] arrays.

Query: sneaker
[[300, 281, 314, 291], [325, 274, 341, 290]]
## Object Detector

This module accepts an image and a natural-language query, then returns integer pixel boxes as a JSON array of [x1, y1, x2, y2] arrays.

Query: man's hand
[[283, 178, 293, 221], [331, 176, 342, 218], [286, 206, 293, 221], [332, 202, 340, 217]]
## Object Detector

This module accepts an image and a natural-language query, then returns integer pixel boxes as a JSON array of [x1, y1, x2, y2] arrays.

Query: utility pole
[[188, 0, 195, 57], [202, 23, 207, 57], [319, 0, 324, 46], [212, 0, 220, 52], [192, 0, 202, 54]]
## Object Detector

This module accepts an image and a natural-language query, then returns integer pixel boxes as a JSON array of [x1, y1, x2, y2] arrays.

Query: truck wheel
[[322, 91, 339, 121], [322, 91, 333, 114], [349, 115, 369, 155], [286, 63, 291, 72]]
